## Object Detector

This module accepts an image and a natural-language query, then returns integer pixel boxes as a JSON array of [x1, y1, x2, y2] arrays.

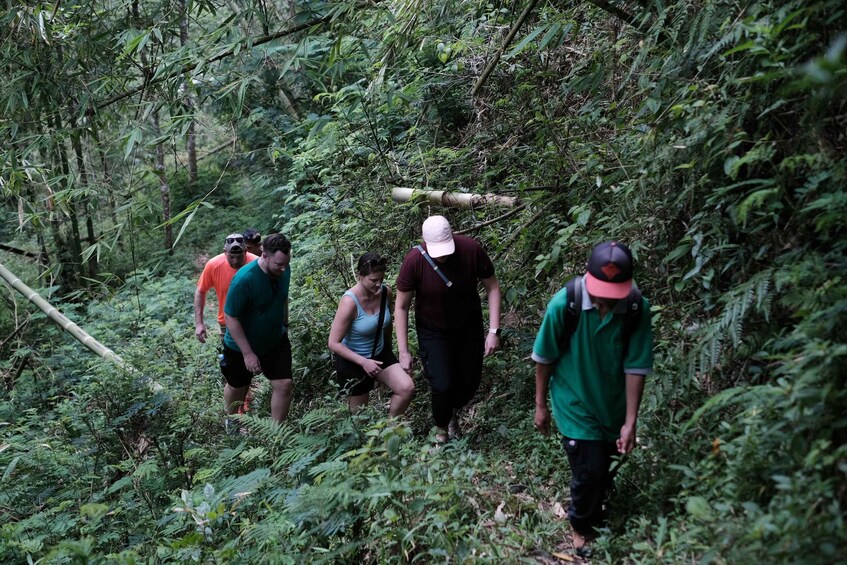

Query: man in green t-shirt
[[532, 241, 654, 555], [222, 233, 293, 425]]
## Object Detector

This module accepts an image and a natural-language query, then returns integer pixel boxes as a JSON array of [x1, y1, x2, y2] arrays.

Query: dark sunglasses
[[226, 236, 244, 244], [245, 235, 261, 243]]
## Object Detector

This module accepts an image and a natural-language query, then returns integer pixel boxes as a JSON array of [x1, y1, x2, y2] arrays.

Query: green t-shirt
[[532, 277, 654, 442], [223, 260, 290, 356]]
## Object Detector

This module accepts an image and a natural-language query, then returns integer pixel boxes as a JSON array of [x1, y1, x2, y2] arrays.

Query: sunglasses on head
[[226, 236, 244, 244], [365, 257, 387, 268], [244, 234, 261, 243]]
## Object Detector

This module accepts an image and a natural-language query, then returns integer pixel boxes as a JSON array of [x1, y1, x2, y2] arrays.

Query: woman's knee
[[394, 377, 415, 398], [383, 366, 415, 397], [271, 379, 293, 394]]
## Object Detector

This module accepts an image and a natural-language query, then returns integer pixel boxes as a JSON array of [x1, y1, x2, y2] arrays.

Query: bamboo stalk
[[391, 187, 518, 209], [471, 0, 541, 97], [0, 262, 162, 391]]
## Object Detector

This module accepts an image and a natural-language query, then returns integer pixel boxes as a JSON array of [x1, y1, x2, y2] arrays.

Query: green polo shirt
[[223, 260, 290, 356], [532, 277, 654, 442]]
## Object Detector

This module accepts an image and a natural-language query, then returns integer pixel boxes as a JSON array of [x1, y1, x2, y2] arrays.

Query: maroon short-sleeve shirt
[[396, 234, 495, 334]]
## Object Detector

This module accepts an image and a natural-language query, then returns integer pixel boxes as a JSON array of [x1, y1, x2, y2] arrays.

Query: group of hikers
[[193, 216, 654, 555]]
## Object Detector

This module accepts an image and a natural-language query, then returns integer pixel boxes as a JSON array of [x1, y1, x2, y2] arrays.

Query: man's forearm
[[484, 278, 502, 330], [535, 363, 553, 407], [193, 290, 206, 324], [395, 307, 410, 354], [624, 373, 645, 426]]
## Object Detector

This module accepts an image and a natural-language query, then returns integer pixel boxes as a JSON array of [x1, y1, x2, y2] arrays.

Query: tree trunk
[[89, 123, 118, 227], [42, 114, 79, 292], [70, 123, 98, 281], [51, 113, 84, 285], [152, 111, 173, 251], [179, 0, 198, 189]]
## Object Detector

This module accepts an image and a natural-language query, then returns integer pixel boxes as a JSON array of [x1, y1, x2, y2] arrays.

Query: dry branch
[[586, 0, 637, 26], [454, 204, 528, 235], [472, 0, 637, 96], [95, 13, 334, 111], [0, 243, 41, 259], [471, 0, 541, 97], [391, 187, 518, 209], [493, 205, 546, 261], [95, 1, 386, 112]]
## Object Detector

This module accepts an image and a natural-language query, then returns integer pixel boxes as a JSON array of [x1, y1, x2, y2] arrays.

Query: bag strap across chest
[[371, 286, 387, 359], [415, 245, 453, 287]]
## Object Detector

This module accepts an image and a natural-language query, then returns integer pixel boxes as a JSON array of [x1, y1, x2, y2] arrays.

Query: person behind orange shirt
[[194, 233, 259, 343], [243, 228, 262, 257]]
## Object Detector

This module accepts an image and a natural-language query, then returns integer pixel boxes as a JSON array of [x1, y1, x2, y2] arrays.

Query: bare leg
[[347, 393, 369, 413], [375, 364, 415, 417], [224, 384, 249, 415], [270, 379, 293, 423], [572, 531, 587, 549]]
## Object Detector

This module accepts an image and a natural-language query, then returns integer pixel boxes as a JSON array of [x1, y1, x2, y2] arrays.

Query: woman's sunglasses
[[365, 257, 387, 268]]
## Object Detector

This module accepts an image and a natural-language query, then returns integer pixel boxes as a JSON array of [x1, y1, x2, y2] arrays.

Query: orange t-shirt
[[197, 252, 259, 325]]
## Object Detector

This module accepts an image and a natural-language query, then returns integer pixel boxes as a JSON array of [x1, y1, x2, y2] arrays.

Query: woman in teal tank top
[[328, 253, 414, 416]]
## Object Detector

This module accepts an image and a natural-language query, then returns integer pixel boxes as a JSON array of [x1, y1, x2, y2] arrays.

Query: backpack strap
[[622, 284, 643, 357], [559, 277, 643, 357], [370, 286, 388, 359], [559, 277, 583, 352], [415, 245, 453, 287]]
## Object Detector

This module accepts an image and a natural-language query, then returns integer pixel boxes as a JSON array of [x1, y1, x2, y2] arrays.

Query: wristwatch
[[489, 328, 502, 336]]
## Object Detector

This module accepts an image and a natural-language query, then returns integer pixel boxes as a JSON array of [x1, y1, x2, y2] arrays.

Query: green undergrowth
[[2, 0, 846, 562]]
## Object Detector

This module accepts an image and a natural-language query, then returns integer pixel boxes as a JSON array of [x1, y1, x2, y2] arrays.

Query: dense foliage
[[1, 0, 845, 562]]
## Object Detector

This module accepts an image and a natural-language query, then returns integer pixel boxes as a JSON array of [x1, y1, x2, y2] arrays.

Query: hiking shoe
[[575, 545, 594, 559], [224, 417, 242, 436], [448, 415, 463, 440]]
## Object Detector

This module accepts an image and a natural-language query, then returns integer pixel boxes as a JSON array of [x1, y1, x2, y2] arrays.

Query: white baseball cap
[[422, 215, 455, 258]]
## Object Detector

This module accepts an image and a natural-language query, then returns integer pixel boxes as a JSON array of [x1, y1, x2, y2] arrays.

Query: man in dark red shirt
[[395, 215, 502, 443]]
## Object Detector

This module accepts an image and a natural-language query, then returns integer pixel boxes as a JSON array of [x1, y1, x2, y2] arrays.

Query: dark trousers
[[562, 437, 618, 536], [417, 326, 484, 428]]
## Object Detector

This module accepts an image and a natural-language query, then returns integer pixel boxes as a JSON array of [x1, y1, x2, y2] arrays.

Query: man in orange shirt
[[194, 233, 259, 342]]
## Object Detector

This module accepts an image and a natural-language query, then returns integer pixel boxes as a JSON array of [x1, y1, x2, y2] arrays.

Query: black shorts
[[220, 334, 293, 388], [334, 346, 399, 397]]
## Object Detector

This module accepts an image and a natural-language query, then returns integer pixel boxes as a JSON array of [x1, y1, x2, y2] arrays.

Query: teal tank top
[[341, 287, 391, 357]]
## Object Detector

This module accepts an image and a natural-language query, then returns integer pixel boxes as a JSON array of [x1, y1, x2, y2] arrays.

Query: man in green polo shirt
[[532, 241, 654, 555], [222, 233, 294, 425]]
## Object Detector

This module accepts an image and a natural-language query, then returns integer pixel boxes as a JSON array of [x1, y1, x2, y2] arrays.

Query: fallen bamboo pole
[[391, 187, 518, 209], [0, 262, 162, 391]]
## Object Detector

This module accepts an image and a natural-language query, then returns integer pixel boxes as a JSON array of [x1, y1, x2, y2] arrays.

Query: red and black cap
[[584, 241, 634, 300]]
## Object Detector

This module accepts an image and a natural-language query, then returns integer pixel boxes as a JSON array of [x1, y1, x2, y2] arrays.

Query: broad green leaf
[[2, 455, 20, 482], [505, 25, 547, 60], [123, 128, 143, 160], [685, 496, 713, 521], [737, 188, 779, 224]]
